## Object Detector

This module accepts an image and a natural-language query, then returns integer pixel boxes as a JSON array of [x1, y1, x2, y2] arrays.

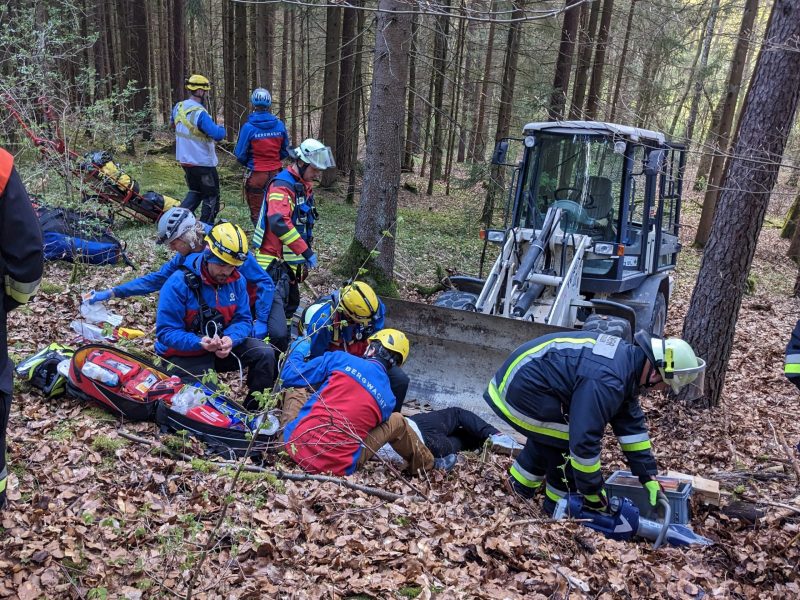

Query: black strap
[[178, 265, 219, 334]]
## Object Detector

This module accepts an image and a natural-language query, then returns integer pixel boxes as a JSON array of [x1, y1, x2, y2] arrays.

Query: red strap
[[0, 147, 13, 196]]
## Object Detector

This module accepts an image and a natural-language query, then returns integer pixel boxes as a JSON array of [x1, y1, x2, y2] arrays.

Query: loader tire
[[582, 314, 632, 342], [433, 290, 478, 311]]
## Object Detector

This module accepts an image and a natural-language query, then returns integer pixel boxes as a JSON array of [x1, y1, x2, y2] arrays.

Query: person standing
[[0, 147, 44, 508], [252, 138, 332, 341], [172, 74, 226, 224], [234, 88, 291, 225]]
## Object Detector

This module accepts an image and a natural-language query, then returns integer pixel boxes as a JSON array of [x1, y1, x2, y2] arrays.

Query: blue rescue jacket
[[484, 331, 656, 495], [234, 111, 291, 171], [155, 253, 252, 357], [785, 319, 800, 391], [305, 292, 386, 358]]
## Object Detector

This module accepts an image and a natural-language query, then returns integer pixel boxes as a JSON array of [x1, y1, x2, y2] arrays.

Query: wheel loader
[[384, 121, 686, 424]]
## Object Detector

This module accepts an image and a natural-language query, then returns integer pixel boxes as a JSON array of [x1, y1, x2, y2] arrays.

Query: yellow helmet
[[339, 281, 379, 323], [368, 329, 410, 366], [205, 221, 248, 266], [185, 74, 211, 91]]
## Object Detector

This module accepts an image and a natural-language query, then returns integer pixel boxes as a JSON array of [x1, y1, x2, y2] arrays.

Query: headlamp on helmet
[[339, 281, 379, 323], [205, 221, 248, 266], [634, 330, 706, 401]]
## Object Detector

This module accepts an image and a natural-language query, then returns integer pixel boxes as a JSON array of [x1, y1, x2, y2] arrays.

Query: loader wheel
[[582, 314, 632, 342], [649, 292, 667, 337], [433, 290, 478, 311]]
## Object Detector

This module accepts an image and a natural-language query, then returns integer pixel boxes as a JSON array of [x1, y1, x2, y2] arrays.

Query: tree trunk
[[584, 0, 613, 121], [547, 0, 581, 121], [694, 0, 760, 247], [290, 11, 298, 142], [402, 15, 419, 173], [682, 0, 800, 408], [684, 0, 720, 143], [233, 0, 249, 136], [320, 6, 343, 188], [444, 0, 468, 193], [569, 0, 601, 121], [782, 191, 800, 239], [170, 0, 186, 106], [255, 2, 273, 90], [607, 0, 637, 124], [634, 48, 657, 128], [346, 2, 366, 205], [426, 0, 452, 195], [223, 0, 235, 138], [335, 4, 358, 174], [482, 0, 525, 224], [279, 7, 289, 122], [469, 0, 497, 162], [129, 0, 151, 140], [342, 0, 412, 289]]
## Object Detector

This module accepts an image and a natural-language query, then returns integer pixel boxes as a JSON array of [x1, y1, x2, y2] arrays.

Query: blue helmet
[[251, 88, 272, 108]]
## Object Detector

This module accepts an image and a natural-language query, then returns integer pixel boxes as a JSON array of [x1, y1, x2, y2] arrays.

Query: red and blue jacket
[[281, 339, 396, 475], [305, 292, 386, 358], [234, 111, 291, 172], [155, 253, 252, 357], [252, 165, 316, 269]]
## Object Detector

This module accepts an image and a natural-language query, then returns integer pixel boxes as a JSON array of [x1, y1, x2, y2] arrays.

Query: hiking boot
[[489, 433, 523, 455], [433, 454, 457, 472]]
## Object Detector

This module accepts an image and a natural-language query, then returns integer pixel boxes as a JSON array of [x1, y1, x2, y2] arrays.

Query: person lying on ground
[[302, 281, 410, 411], [155, 222, 275, 409], [279, 329, 453, 476], [87, 208, 285, 352], [375, 407, 523, 468]]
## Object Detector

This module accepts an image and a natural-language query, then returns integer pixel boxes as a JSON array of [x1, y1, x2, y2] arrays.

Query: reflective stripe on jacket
[[484, 331, 656, 495], [171, 99, 224, 167], [305, 293, 386, 358], [785, 319, 800, 391]]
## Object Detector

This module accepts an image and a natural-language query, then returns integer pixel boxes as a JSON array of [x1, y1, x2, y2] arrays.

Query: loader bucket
[[382, 297, 568, 430]]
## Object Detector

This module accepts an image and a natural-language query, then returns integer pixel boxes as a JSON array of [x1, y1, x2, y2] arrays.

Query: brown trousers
[[244, 169, 280, 225], [280, 388, 434, 474]]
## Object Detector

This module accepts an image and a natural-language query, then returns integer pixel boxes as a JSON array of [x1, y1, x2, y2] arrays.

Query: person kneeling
[[279, 329, 440, 476], [155, 222, 275, 409]]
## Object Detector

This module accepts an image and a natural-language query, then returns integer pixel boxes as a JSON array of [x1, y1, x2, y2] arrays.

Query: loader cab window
[[623, 145, 650, 274]]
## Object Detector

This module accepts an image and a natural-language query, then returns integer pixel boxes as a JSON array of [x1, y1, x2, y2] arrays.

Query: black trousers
[[180, 165, 220, 224], [0, 390, 9, 508], [513, 439, 577, 514], [167, 338, 276, 410], [387, 367, 410, 413], [409, 407, 498, 458]]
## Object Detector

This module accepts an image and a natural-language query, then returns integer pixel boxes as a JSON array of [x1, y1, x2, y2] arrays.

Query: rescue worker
[[172, 74, 226, 224], [303, 281, 411, 410], [280, 329, 448, 476], [784, 319, 800, 391], [0, 147, 44, 508], [155, 222, 275, 409], [252, 138, 332, 344], [484, 330, 706, 515], [87, 208, 286, 351], [234, 88, 291, 225]]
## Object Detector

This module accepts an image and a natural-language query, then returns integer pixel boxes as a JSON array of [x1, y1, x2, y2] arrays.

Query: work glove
[[306, 253, 319, 269], [88, 289, 114, 304], [253, 320, 268, 340], [287, 338, 311, 358], [583, 490, 610, 513], [644, 479, 663, 507]]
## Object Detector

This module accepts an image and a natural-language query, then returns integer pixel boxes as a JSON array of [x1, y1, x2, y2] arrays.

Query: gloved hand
[[584, 490, 610, 513], [306, 253, 319, 269], [644, 479, 663, 507], [287, 338, 311, 358], [88, 289, 113, 304], [253, 320, 268, 340]]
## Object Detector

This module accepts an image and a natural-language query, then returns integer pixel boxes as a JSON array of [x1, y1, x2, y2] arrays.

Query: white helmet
[[156, 207, 196, 245], [294, 138, 335, 170]]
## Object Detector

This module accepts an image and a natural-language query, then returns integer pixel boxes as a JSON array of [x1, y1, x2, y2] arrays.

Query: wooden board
[[666, 470, 721, 506]]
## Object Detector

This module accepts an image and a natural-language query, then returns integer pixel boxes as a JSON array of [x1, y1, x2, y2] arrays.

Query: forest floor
[[2, 144, 800, 599]]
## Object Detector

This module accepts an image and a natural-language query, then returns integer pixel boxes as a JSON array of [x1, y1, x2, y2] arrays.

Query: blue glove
[[89, 289, 113, 304], [306, 253, 319, 269], [253, 320, 268, 340], [288, 338, 311, 357]]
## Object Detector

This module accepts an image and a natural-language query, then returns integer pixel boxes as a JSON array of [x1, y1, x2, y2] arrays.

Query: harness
[[174, 102, 208, 141], [270, 177, 318, 234], [179, 265, 225, 337]]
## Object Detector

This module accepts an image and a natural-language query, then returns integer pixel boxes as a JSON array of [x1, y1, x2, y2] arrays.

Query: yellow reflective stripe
[[268, 193, 286, 202], [785, 364, 800, 374], [545, 484, 566, 502], [255, 252, 277, 269], [279, 228, 301, 245], [174, 103, 205, 139], [5, 275, 41, 304], [486, 381, 569, 440], [510, 463, 544, 488], [570, 455, 601, 473], [620, 440, 652, 452], [584, 491, 606, 503], [497, 337, 598, 395], [0, 466, 7, 493]]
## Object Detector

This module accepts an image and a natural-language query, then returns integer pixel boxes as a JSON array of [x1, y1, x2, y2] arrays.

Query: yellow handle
[[116, 327, 145, 339]]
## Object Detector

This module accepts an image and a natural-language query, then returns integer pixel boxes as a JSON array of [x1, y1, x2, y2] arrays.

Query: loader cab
[[513, 122, 684, 294]]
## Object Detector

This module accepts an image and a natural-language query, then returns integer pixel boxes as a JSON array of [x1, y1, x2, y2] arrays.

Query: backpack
[[15, 343, 75, 397], [36, 204, 129, 266]]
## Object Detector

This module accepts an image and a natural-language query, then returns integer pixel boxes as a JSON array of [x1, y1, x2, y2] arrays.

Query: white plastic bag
[[80, 297, 123, 327]]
